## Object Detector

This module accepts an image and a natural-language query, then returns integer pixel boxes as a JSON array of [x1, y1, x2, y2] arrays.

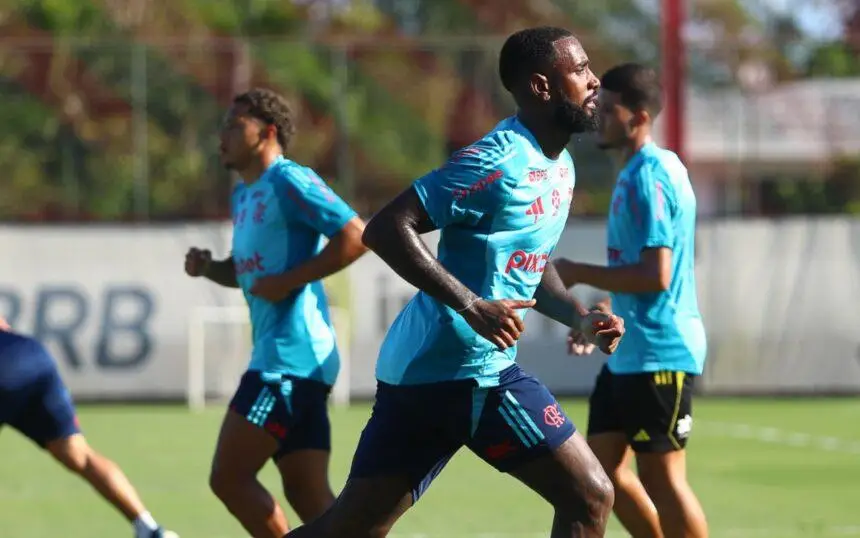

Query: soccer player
[[184, 89, 367, 537], [282, 27, 625, 538], [554, 63, 708, 538], [0, 320, 178, 538]]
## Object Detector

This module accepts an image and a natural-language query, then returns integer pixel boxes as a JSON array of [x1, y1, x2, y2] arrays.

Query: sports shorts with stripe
[[349, 364, 576, 502], [229, 370, 332, 460], [587, 364, 696, 453]]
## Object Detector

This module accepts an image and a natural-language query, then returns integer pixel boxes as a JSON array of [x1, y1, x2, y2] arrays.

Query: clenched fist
[[185, 247, 212, 277]]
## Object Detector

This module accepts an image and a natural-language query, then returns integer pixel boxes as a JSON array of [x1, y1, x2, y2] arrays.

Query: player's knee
[[608, 465, 639, 490], [46, 435, 91, 474], [209, 463, 243, 502], [567, 466, 615, 528]]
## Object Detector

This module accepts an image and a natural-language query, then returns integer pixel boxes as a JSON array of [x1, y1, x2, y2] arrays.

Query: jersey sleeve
[[271, 166, 358, 238], [630, 162, 675, 251], [412, 139, 516, 228]]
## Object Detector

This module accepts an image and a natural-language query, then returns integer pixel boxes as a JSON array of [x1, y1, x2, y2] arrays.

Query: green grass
[[1, 399, 859, 537]]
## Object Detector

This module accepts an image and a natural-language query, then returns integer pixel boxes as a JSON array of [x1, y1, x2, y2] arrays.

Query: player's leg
[[273, 380, 335, 522], [285, 380, 468, 538], [468, 366, 613, 537], [588, 366, 662, 538], [8, 338, 176, 537], [44, 434, 177, 537], [626, 372, 707, 538], [209, 372, 290, 537]]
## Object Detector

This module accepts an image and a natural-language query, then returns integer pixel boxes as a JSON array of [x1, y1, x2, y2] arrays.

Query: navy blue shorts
[[0, 333, 80, 447], [350, 364, 576, 502], [229, 370, 332, 460]]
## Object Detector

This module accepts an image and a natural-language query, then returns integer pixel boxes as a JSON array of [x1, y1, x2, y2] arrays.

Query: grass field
[[1, 398, 858, 537]]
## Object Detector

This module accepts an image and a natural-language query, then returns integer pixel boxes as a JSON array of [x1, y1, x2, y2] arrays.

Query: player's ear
[[630, 109, 650, 130], [528, 73, 551, 102], [264, 124, 278, 141]]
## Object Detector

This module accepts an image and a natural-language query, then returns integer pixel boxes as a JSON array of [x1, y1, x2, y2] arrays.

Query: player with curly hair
[[183, 88, 367, 537]]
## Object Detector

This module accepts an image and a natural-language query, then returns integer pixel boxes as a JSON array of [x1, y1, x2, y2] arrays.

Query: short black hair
[[499, 26, 575, 93], [600, 63, 663, 118], [233, 88, 297, 152]]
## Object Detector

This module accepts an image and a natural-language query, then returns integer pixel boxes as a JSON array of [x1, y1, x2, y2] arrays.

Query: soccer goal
[[186, 305, 352, 411]]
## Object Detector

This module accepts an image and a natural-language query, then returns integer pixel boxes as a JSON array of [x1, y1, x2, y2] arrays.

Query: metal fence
[[2, 37, 859, 220]]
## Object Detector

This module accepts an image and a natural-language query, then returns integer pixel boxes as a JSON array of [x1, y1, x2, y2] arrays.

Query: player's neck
[[237, 151, 282, 185], [619, 134, 653, 166], [516, 114, 569, 160]]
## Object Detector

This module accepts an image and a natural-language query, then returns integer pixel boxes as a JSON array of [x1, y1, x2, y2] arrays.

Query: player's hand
[[460, 298, 536, 350], [249, 275, 296, 303], [0, 317, 9, 332], [566, 328, 596, 356], [185, 247, 212, 277], [567, 301, 611, 356], [579, 310, 625, 355]]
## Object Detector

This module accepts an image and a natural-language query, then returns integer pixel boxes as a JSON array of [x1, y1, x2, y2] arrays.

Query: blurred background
[[0, 0, 858, 536]]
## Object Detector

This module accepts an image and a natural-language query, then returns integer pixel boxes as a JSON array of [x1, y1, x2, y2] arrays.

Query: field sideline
[[1, 398, 858, 537]]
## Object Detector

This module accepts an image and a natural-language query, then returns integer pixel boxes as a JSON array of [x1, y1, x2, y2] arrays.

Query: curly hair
[[233, 88, 297, 153], [499, 26, 575, 93]]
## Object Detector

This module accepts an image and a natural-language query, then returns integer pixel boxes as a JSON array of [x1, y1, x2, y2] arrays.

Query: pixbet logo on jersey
[[234, 252, 266, 276], [505, 250, 549, 274]]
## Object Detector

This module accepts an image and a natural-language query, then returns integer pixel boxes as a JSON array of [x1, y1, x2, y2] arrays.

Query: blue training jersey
[[605, 142, 706, 375], [230, 156, 357, 385], [376, 116, 575, 387]]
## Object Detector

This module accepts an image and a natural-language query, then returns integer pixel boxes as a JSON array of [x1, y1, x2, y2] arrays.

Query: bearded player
[[282, 27, 625, 538]]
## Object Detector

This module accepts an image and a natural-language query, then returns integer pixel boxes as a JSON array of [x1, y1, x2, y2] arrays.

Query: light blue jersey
[[230, 156, 357, 385], [605, 142, 706, 375], [376, 116, 575, 387]]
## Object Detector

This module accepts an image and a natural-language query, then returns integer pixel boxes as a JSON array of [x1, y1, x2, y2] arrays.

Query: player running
[[555, 63, 708, 538], [0, 319, 178, 538], [282, 27, 625, 538], [184, 88, 367, 537]]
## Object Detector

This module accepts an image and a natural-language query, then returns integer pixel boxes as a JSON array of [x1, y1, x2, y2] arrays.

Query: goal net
[[186, 305, 351, 411]]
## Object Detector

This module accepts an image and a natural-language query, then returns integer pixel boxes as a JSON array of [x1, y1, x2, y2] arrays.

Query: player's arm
[[362, 142, 510, 311], [554, 248, 671, 293], [252, 170, 367, 301], [204, 256, 240, 288], [535, 261, 625, 354], [533, 261, 589, 328], [361, 188, 478, 310], [554, 166, 674, 294]]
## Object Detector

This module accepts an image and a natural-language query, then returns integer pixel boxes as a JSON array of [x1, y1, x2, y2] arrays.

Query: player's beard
[[553, 96, 599, 134]]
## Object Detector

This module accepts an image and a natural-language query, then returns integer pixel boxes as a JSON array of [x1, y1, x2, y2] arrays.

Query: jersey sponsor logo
[[528, 169, 548, 183], [505, 250, 549, 274], [543, 403, 566, 428], [452, 169, 503, 201], [234, 252, 266, 276], [233, 208, 247, 226], [676, 414, 693, 439], [525, 198, 545, 223], [252, 190, 265, 199], [551, 188, 562, 216], [252, 201, 268, 224], [559, 167, 570, 180]]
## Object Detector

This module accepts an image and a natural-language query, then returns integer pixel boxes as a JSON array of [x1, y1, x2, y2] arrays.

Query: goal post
[[186, 305, 352, 411]]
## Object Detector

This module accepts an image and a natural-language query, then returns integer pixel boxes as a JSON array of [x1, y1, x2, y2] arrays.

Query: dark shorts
[[0, 334, 80, 447], [350, 364, 576, 502], [229, 370, 332, 460], [587, 365, 695, 453]]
